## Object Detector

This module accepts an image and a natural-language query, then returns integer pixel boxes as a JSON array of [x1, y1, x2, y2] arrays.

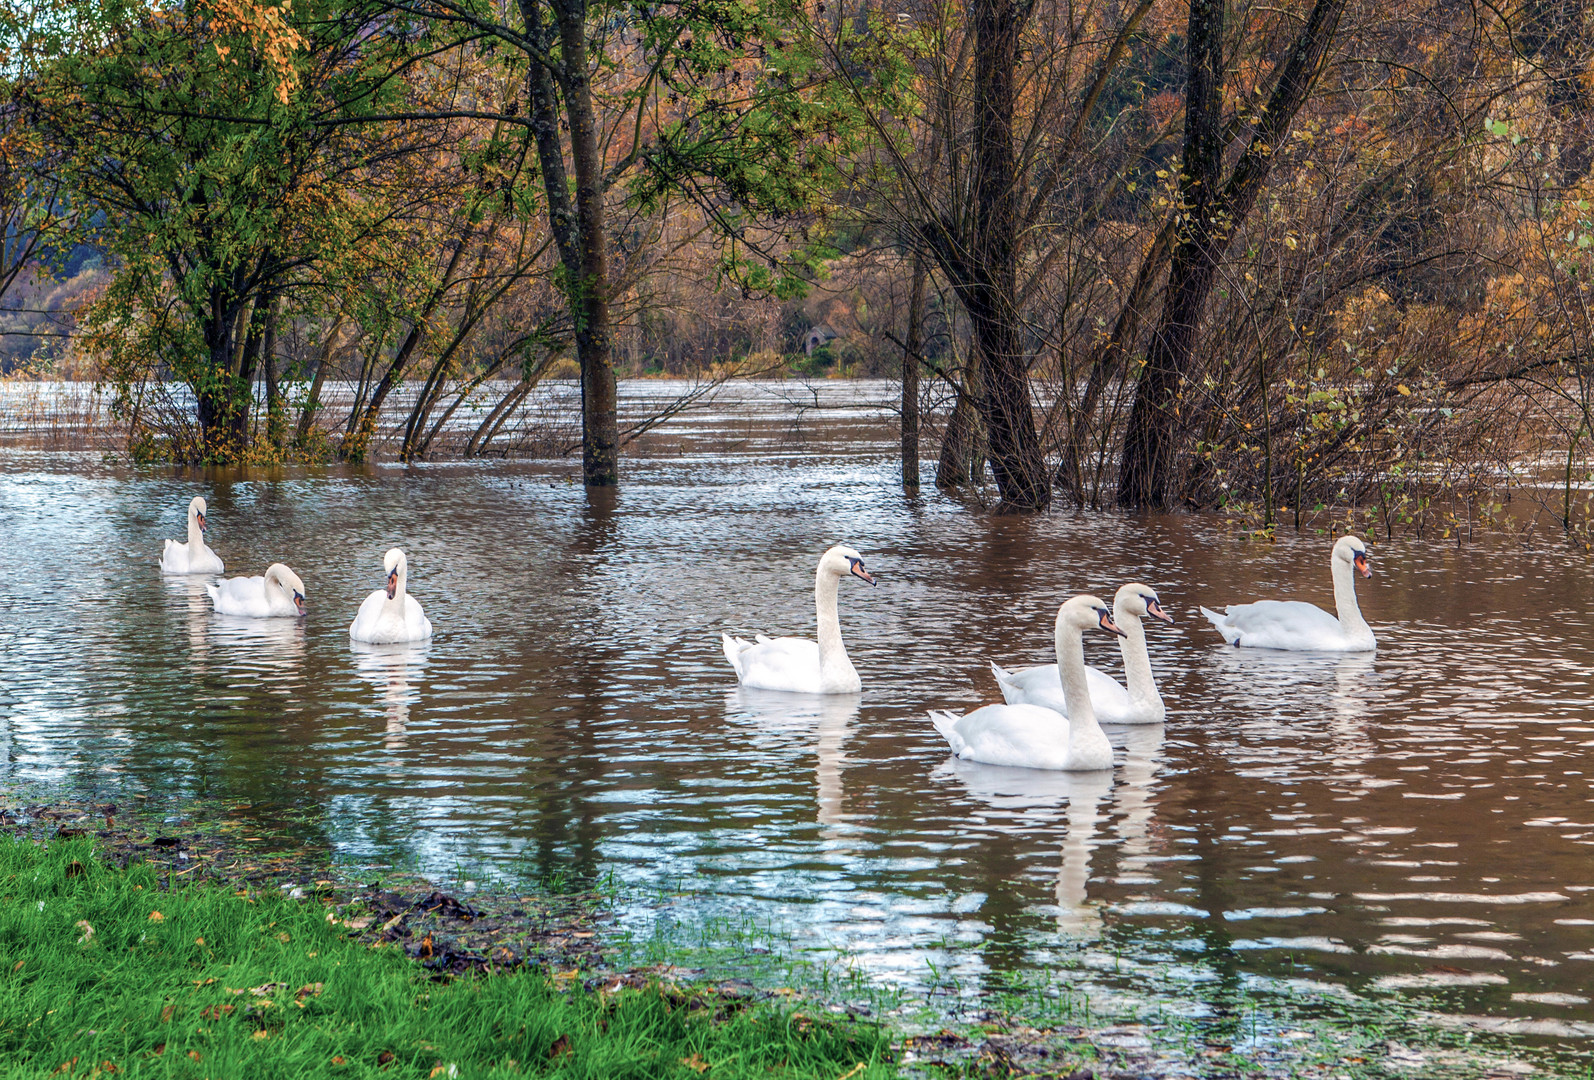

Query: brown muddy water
[[3, 380, 1594, 1065]]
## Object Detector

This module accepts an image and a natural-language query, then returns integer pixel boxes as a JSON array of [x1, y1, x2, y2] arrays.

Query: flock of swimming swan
[[161, 496, 432, 644], [164, 493, 1373, 769], [723, 535, 1374, 772]]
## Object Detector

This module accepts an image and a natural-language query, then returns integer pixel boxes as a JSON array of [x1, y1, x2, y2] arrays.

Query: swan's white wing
[[989, 662, 1131, 721], [349, 589, 389, 640], [1204, 599, 1346, 651], [160, 539, 185, 573], [403, 595, 433, 639], [730, 635, 822, 694], [929, 703, 1085, 771], [207, 575, 274, 617]]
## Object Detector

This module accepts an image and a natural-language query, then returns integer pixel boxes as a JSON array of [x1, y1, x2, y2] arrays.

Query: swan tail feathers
[[721, 633, 749, 678], [1199, 605, 1238, 643], [204, 582, 220, 608], [990, 662, 1023, 704], [928, 710, 966, 755]]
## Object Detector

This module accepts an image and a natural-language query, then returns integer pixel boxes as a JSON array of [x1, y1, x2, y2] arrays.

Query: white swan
[[205, 563, 307, 618], [928, 595, 1122, 771], [160, 496, 224, 575], [722, 545, 876, 694], [349, 548, 433, 643], [991, 583, 1173, 723], [1200, 534, 1375, 652]]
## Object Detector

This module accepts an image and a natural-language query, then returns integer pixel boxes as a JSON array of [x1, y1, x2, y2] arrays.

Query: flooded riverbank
[[3, 383, 1593, 1072]]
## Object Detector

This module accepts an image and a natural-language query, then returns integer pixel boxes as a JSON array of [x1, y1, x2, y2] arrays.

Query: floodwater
[[3, 380, 1594, 1061]]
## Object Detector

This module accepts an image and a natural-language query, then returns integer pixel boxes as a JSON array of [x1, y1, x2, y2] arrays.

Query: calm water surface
[[3, 381, 1594, 1058]]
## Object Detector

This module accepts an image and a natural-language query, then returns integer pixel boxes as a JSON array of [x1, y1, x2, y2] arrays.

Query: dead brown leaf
[[680, 1053, 710, 1074], [147, 912, 164, 923], [377, 1050, 396, 1067], [331, 1057, 347, 1066], [159, 1005, 174, 1023], [547, 1035, 572, 1060], [295, 983, 324, 1000], [50, 1057, 76, 1075], [187, 1051, 201, 1062]]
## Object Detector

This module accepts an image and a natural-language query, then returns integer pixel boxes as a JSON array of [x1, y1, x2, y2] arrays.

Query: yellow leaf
[[680, 1054, 711, 1074], [1396, 384, 1411, 396]]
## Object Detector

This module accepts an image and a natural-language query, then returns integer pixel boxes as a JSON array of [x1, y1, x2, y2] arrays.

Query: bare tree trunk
[[1119, 0, 1345, 507], [936, 382, 985, 488], [522, 0, 619, 487], [966, 0, 1048, 510], [901, 257, 927, 491]]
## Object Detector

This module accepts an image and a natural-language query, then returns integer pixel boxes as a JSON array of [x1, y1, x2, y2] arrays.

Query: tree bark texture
[[966, 0, 1049, 510], [522, 0, 619, 488], [1118, 0, 1345, 507], [901, 258, 927, 491]]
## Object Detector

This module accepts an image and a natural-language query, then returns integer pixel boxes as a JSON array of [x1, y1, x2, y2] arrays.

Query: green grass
[[0, 838, 896, 1079]]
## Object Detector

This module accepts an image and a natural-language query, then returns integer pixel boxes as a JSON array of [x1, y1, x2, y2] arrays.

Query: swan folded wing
[[931, 704, 1075, 770], [990, 661, 1131, 720], [207, 575, 255, 616], [160, 539, 183, 572], [730, 635, 823, 693], [1203, 599, 1343, 649]]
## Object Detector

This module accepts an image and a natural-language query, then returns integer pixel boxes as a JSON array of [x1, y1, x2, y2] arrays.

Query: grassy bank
[[0, 838, 895, 1079]]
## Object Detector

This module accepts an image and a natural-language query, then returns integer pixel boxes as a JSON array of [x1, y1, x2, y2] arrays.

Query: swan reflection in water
[[1202, 645, 1378, 774], [163, 575, 215, 667], [208, 614, 308, 695], [934, 722, 1167, 936], [351, 640, 430, 750], [723, 688, 860, 833]]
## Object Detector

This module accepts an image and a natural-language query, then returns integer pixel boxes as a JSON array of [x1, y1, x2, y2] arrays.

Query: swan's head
[[189, 496, 208, 532], [1334, 535, 1372, 579], [1116, 583, 1174, 625], [265, 563, 307, 615], [383, 548, 407, 598], [1063, 594, 1126, 637], [821, 545, 875, 586]]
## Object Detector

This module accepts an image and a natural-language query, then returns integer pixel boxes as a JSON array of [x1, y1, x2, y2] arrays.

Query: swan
[[928, 595, 1123, 771], [991, 583, 1173, 723], [1200, 534, 1375, 652], [349, 548, 433, 643], [722, 545, 876, 694], [160, 496, 225, 575], [205, 563, 307, 618]]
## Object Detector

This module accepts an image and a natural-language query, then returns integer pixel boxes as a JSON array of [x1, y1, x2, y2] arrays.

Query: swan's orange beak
[[197, 512, 206, 532], [385, 569, 398, 599], [1098, 608, 1128, 638], [1147, 598, 1174, 625], [294, 593, 307, 616], [848, 559, 876, 586], [1354, 552, 1372, 578]]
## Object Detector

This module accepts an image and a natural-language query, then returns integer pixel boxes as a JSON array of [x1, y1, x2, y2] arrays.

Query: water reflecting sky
[[3, 382, 1594, 1048]]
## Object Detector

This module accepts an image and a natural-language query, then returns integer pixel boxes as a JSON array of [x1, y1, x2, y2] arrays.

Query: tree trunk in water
[[523, 0, 619, 488], [296, 315, 348, 449], [936, 384, 985, 488], [1117, 0, 1224, 508], [1118, 0, 1344, 507], [262, 295, 285, 451], [968, 0, 1048, 510], [901, 258, 926, 492]]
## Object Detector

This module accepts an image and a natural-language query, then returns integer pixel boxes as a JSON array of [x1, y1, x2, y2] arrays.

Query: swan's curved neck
[[188, 512, 204, 549], [388, 563, 408, 611], [1114, 607, 1163, 716], [1331, 556, 1371, 640], [1055, 621, 1105, 754], [814, 568, 855, 685]]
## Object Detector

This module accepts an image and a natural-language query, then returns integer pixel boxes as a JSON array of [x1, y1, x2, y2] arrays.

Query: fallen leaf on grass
[[187, 1051, 201, 1062], [194, 937, 204, 946], [837, 1065, 866, 1080], [547, 1035, 572, 1060], [199, 1005, 234, 1020], [377, 1051, 396, 1067], [151, 1044, 164, 1057], [98, 1062, 118, 1074], [159, 1005, 174, 1023], [192, 978, 217, 987], [296, 983, 324, 1000], [253, 1030, 270, 1040], [331, 1057, 346, 1066], [66, 861, 85, 878], [50, 1058, 76, 1075], [147, 912, 164, 923], [429, 1065, 459, 1078], [74, 921, 94, 945], [680, 1053, 710, 1074], [11, 959, 23, 972]]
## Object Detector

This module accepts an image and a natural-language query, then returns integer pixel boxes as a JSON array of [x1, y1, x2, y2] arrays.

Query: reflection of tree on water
[[724, 688, 860, 837], [350, 640, 429, 751]]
